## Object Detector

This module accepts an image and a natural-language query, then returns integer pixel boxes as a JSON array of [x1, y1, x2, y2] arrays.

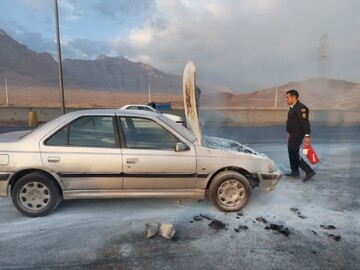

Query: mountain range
[[202, 77, 360, 109], [0, 29, 227, 94], [0, 28, 359, 109]]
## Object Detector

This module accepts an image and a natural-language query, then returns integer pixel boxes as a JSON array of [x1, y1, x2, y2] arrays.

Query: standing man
[[285, 89, 316, 182]]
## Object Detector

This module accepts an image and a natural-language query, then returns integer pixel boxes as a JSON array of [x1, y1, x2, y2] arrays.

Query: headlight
[[269, 160, 276, 173]]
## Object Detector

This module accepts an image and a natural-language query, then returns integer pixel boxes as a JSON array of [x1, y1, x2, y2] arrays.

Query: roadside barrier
[[28, 111, 38, 127]]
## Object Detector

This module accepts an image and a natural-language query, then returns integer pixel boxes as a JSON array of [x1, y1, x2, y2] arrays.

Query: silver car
[[0, 109, 281, 217]]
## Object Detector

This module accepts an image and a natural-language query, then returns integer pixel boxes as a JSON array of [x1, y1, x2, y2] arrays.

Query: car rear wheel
[[209, 171, 251, 212], [12, 172, 62, 217]]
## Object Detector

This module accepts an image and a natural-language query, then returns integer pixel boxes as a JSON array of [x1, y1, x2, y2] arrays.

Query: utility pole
[[274, 87, 278, 108], [4, 78, 9, 105], [54, 0, 65, 114], [318, 33, 329, 78], [148, 83, 151, 103]]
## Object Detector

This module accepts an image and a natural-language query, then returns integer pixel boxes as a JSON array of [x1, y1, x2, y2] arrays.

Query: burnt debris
[[320, 225, 337, 230], [290, 207, 307, 219], [234, 225, 249, 233], [265, 223, 291, 238], [325, 233, 341, 241], [209, 219, 227, 231], [255, 217, 268, 224], [192, 214, 228, 231]]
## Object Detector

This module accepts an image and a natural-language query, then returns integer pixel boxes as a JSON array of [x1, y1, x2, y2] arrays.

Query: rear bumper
[[0, 172, 13, 197], [257, 169, 282, 192]]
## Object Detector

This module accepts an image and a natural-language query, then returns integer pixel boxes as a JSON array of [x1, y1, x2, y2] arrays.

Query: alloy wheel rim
[[217, 179, 245, 207], [19, 182, 50, 211]]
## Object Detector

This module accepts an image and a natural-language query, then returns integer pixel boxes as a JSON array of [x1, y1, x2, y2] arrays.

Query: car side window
[[45, 116, 116, 148], [120, 117, 178, 150]]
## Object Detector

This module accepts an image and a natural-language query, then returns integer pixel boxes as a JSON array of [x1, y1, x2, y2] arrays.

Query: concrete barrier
[[198, 108, 360, 126], [0, 107, 359, 126], [0, 107, 79, 124]]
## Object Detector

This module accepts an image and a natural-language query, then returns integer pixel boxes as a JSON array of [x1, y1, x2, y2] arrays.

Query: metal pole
[[274, 87, 278, 108], [148, 83, 151, 103], [54, 0, 65, 114], [5, 78, 9, 105]]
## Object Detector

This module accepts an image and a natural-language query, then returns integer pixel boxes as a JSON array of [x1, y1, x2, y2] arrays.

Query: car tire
[[209, 171, 251, 212], [12, 172, 62, 217]]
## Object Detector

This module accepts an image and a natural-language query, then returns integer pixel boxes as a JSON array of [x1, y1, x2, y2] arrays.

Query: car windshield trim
[[158, 115, 197, 143]]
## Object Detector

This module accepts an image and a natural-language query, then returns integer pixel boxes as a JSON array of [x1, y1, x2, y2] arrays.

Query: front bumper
[[257, 169, 282, 192]]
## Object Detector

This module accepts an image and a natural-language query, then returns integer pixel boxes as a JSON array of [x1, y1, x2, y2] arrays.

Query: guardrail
[[0, 107, 359, 126]]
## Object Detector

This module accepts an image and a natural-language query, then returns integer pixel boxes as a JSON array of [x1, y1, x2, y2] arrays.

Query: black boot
[[285, 172, 300, 179], [303, 171, 316, 182]]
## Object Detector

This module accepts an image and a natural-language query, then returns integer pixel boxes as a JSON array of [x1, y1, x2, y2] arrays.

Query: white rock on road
[[159, 223, 176, 240], [146, 222, 160, 239]]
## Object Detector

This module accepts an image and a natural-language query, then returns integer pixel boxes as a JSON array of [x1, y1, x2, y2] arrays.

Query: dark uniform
[[286, 101, 314, 176]]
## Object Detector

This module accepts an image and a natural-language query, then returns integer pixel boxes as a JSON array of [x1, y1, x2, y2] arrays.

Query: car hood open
[[183, 61, 203, 145]]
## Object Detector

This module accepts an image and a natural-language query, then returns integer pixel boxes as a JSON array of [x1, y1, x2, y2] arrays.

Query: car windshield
[[158, 114, 197, 143], [202, 136, 262, 155]]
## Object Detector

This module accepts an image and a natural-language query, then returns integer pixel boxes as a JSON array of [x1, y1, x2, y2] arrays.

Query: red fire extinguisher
[[302, 145, 320, 165]]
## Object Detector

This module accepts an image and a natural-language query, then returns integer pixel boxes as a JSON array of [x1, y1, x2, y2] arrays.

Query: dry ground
[[0, 86, 184, 109], [1, 82, 359, 110]]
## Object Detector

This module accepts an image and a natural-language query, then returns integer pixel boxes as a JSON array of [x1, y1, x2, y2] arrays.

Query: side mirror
[[175, 142, 188, 152]]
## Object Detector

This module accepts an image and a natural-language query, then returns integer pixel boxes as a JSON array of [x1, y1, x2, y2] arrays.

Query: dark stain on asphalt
[[256, 217, 268, 224], [234, 225, 248, 233], [193, 215, 203, 222], [321, 225, 340, 240], [265, 223, 291, 238], [192, 214, 213, 222], [192, 214, 227, 231], [200, 214, 213, 221], [320, 225, 337, 230], [209, 219, 227, 231], [290, 207, 307, 219], [235, 213, 244, 219], [325, 233, 341, 241]]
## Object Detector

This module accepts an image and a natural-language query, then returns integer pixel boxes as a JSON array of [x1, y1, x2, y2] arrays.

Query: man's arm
[[299, 106, 311, 145]]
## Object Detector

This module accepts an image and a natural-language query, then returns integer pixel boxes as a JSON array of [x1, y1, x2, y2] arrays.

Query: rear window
[[45, 116, 117, 148]]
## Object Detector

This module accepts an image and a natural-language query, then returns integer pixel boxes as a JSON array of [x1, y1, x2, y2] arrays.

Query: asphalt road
[[0, 125, 359, 269]]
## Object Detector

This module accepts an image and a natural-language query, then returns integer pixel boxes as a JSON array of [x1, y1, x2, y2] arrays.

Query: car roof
[[66, 108, 158, 118], [121, 104, 152, 108]]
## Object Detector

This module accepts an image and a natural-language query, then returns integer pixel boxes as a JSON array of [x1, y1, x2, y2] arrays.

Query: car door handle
[[126, 158, 139, 164], [48, 156, 60, 163]]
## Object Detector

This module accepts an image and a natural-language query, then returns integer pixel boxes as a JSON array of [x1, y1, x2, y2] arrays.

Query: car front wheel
[[209, 171, 251, 212], [12, 172, 62, 217]]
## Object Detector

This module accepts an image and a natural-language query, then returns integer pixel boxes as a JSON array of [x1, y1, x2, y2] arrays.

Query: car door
[[118, 116, 197, 189], [40, 115, 123, 191]]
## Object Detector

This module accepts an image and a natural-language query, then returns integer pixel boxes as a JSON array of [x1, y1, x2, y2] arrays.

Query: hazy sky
[[0, 0, 359, 92]]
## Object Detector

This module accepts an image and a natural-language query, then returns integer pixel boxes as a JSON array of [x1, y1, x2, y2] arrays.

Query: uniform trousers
[[288, 133, 313, 175]]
